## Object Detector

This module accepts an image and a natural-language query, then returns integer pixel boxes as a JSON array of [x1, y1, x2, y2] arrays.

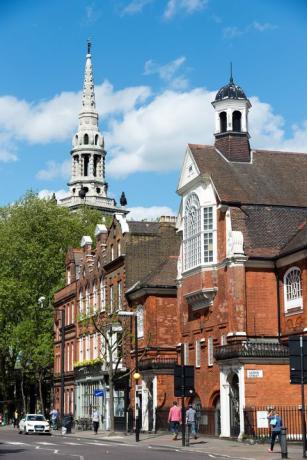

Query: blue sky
[[0, 0, 307, 219]]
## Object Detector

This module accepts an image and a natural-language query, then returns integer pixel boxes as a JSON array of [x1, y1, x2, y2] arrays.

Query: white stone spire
[[81, 41, 96, 112], [59, 42, 126, 215]]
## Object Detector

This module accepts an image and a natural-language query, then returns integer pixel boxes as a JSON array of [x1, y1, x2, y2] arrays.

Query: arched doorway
[[228, 373, 240, 437]]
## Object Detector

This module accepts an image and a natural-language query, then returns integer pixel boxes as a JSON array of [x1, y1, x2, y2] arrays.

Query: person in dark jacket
[[267, 409, 282, 452]]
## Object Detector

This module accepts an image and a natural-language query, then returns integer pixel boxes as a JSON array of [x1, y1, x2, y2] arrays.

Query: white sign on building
[[257, 411, 269, 428], [247, 369, 263, 378]]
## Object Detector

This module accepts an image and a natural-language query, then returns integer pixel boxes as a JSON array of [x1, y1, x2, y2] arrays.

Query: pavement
[[49, 427, 303, 460]]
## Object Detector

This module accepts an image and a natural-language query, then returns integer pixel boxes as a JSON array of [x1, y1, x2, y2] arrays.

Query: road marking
[[64, 442, 84, 445], [36, 442, 57, 445], [6, 441, 27, 445], [86, 442, 109, 446], [54, 449, 59, 454]]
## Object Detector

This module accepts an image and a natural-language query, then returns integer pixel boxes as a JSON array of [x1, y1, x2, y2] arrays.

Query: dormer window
[[284, 267, 303, 312], [232, 111, 242, 132]]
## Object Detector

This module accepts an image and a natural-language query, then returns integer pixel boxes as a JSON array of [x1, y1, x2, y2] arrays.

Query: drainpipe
[[274, 261, 281, 339]]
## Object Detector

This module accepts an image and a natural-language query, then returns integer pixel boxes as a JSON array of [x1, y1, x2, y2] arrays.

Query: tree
[[79, 309, 150, 433], [0, 191, 104, 413]]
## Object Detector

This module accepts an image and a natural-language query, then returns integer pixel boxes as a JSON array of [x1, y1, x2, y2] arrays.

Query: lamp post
[[118, 311, 140, 442]]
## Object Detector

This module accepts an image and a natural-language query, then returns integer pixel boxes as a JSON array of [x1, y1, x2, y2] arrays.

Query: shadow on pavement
[[0, 448, 25, 457]]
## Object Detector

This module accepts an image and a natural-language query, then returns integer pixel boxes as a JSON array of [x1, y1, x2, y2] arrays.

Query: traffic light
[[174, 365, 195, 397]]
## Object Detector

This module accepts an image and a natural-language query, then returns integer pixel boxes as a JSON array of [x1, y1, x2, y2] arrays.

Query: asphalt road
[[0, 429, 230, 460]]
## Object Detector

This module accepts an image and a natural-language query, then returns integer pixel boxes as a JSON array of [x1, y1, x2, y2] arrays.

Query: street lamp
[[118, 311, 140, 442]]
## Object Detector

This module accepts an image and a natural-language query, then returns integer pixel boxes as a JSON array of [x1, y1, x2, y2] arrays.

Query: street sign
[[289, 336, 307, 384], [94, 389, 104, 397], [174, 365, 195, 397]]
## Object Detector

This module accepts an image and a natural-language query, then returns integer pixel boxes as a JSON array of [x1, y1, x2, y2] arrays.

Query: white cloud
[[0, 82, 151, 146], [121, 0, 152, 15], [127, 206, 176, 220], [105, 88, 307, 178], [36, 160, 71, 181], [38, 189, 69, 201], [164, 0, 208, 20], [223, 21, 277, 39], [144, 56, 188, 89], [252, 21, 277, 32]]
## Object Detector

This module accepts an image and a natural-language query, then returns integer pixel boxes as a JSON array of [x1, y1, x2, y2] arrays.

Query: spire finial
[[87, 39, 91, 55], [230, 62, 233, 84]]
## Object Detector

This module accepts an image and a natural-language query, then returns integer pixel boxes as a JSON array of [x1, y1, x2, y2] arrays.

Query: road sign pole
[[181, 344, 186, 447], [300, 336, 307, 458]]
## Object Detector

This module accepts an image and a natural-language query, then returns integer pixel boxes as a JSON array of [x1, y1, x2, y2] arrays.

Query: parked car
[[18, 414, 50, 434]]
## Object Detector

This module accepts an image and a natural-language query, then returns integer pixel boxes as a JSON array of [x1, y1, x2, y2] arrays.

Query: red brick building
[[53, 248, 81, 416], [176, 76, 307, 438]]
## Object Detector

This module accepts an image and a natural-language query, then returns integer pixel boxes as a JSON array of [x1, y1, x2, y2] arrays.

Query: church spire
[[81, 40, 96, 112]]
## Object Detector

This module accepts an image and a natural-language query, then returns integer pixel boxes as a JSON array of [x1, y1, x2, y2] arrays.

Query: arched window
[[232, 111, 242, 132], [284, 267, 303, 311], [184, 193, 201, 270], [219, 111, 227, 132], [137, 305, 144, 338], [95, 134, 99, 145], [84, 133, 89, 145]]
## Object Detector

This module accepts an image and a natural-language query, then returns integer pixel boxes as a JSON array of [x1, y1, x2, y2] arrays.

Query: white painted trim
[[227, 332, 246, 337]]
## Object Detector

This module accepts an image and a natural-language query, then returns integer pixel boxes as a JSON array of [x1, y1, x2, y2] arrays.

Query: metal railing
[[139, 358, 177, 371], [214, 341, 289, 361], [244, 406, 305, 441]]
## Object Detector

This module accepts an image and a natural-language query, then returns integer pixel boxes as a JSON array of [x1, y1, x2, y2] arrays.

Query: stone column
[[220, 369, 230, 437]]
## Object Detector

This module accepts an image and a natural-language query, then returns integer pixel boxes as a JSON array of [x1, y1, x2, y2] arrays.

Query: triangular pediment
[[177, 146, 200, 192]]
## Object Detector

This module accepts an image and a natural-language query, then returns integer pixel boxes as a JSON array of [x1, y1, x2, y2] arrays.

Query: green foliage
[[73, 358, 103, 368], [0, 191, 104, 400]]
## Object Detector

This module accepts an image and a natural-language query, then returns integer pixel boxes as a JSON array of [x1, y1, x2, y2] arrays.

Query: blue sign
[[94, 389, 104, 397]]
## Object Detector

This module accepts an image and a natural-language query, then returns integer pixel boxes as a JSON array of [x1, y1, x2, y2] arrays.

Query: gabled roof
[[189, 144, 307, 208]]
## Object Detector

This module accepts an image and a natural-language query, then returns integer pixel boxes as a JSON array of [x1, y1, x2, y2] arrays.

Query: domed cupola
[[212, 66, 252, 163], [215, 76, 247, 102]]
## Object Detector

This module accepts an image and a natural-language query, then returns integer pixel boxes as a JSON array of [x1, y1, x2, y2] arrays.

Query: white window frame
[[117, 240, 121, 257], [183, 192, 216, 272], [195, 340, 201, 368], [284, 267, 303, 311], [79, 337, 83, 362], [79, 291, 83, 314], [208, 336, 213, 367], [184, 342, 189, 365], [93, 333, 99, 359], [85, 335, 90, 360], [85, 287, 90, 315], [110, 286, 113, 312], [137, 305, 144, 339], [93, 284, 97, 312], [100, 278, 106, 312], [118, 281, 122, 310], [221, 334, 227, 346]]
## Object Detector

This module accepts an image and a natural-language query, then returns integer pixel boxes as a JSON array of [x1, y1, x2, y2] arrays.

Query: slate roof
[[138, 256, 178, 288], [231, 206, 307, 258], [189, 145, 307, 208], [127, 221, 160, 235]]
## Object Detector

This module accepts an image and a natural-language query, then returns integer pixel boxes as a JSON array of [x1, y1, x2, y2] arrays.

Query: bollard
[[280, 427, 288, 459]]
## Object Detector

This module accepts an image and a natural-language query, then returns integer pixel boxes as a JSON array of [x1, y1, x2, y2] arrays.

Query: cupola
[[212, 66, 252, 162]]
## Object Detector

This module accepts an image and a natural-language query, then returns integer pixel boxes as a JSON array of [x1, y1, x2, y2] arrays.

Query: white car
[[19, 414, 50, 434]]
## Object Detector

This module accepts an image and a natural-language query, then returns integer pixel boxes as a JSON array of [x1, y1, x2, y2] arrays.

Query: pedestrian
[[168, 401, 182, 440], [186, 403, 197, 440], [50, 407, 58, 430], [267, 408, 282, 453], [13, 409, 19, 428], [92, 408, 99, 435]]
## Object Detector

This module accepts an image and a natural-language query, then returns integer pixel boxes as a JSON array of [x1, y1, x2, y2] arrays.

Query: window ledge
[[185, 287, 217, 311], [285, 306, 303, 316]]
